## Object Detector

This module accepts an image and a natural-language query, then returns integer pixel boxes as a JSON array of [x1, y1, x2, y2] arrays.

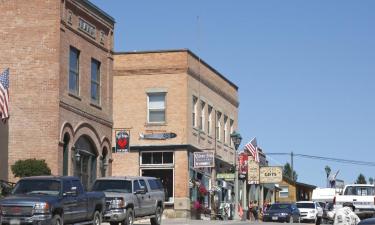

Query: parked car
[[262, 203, 301, 223], [92, 176, 165, 225], [0, 176, 105, 225], [296, 201, 323, 223]]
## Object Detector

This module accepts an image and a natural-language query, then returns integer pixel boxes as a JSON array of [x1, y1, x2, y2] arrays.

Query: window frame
[[224, 115, 228, 144], [216, 111, 222, 141], [90, 58, 101, 105], [207, 105, 213, 136], [147, 92, 166, 124], [279, 185, 289, 198], [200, 100, 205, 131], [140, 151, 174, 166], [192, 96, 198, 127], [69, 46, 80, 96]]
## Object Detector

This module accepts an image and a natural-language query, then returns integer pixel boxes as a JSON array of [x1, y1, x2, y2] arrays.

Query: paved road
[[103, 218, 314, 225]]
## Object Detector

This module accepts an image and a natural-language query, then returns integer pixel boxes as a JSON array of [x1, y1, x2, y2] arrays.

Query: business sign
[[115, 130, 130, 153], [238, 153, 248, 179], [217, 173, 235, 181], [260, 166, 283, 184], [193, 152, 214, 168], [248, 159, 260, 184], [139, 132, 177, 140]]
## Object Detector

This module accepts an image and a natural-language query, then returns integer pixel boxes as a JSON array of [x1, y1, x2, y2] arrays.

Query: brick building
[[112, 49, 239, 218], [0, 0, 115, 188]]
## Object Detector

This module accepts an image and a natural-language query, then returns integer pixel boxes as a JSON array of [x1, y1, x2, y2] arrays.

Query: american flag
[[0, 68, 10, 123], [245, 137, 259, 162]]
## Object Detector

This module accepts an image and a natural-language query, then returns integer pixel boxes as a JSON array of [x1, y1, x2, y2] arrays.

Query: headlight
[[33, 202, 50, 214], [110, 198, 124, 209], [280, 212, 288, 216]]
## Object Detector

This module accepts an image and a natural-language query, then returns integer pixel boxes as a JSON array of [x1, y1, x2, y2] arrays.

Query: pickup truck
[[92, 176, 165, 225], [334, 184, 375, 218], [0, 176, 105, 225]]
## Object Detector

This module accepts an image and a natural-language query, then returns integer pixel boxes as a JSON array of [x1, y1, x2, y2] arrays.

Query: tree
[[369, 177, 374, 185], [11, 158, 51, 178], [283, 163, 298, 181], [356, 174, 367, 184]]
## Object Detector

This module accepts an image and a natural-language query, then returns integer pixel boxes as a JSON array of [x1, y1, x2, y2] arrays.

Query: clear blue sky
[[91, 0, 375, 187]]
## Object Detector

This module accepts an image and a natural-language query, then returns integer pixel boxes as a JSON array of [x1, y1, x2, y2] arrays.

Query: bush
[[11, 158, 51, 178]]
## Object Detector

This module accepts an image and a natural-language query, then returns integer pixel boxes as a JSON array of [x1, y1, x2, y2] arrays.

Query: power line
[[265, 152, 375, 167]]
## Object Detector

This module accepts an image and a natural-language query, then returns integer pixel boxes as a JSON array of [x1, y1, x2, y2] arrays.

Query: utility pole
[[291, 151, 294, 181]]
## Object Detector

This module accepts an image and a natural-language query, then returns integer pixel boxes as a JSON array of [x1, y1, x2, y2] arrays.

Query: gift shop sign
[[193, 152, 214, 168], [248, 159, 260, 184], [260, 166, 283, 184]]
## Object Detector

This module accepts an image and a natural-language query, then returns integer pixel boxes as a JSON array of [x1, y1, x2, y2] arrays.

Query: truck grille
[[2, 206, 33, 216], [301, 212, 308, 216]]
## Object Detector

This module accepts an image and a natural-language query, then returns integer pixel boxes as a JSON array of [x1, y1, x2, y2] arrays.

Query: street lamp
[[230, 131, 242, 220]]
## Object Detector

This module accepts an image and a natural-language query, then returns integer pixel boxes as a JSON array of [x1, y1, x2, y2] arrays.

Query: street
[[103, 218, 313, 225]]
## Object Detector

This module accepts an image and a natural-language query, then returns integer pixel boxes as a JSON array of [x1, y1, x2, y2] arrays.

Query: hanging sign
[[238, 152, 248, 179], [139, 132, 177, 140], [115, 130, 130, 153], [193, 152, 214, 168], [260, 166, 282, 184], [248, 159, 260, 184]]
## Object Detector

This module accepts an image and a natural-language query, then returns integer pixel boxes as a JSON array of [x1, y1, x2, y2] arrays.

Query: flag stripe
[[245, 138, 259, 163], [0, 68, 10, 122]]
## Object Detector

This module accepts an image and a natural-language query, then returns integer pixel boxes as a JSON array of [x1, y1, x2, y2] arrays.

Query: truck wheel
[[150, 206, 162, 225], [122, 208, 134, 225], [92, 211, 102, 225], [52, 215, 62, 225]]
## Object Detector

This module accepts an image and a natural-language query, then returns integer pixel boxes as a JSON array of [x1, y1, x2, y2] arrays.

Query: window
[[148, 179, 163, 191], [216, 111, 222, 141], [224, 115, 228, 144], [200, 101, 205, 131], [208, 105, 213, 135], [279, 186, 289, 198], [91, 59, 100, 104], [192, 96, 198, 127], [141, 152, 174, 165], [69, 47, 80, 95], [139, 180, 148, 192], [78, 18, 96, 38], [133, 180, 141, 192], [230, 119, 234, 146], [67, 10, 73, 24], [100, 31, 105, 44], [148, 93, 166, 123]]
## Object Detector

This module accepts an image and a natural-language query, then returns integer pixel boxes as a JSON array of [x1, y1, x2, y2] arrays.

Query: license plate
[[10, 219, 20, 225], [272, 216, 278, 220]]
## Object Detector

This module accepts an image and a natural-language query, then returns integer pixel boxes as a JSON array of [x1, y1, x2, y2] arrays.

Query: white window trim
[[140, 151, 174, 166], [147, 92, 166, 124]]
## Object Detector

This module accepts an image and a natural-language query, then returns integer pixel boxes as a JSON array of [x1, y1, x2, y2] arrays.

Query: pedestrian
[[248, 201, 254, 221], [252, 200, 259, 221], [331, 202, 360, 225]]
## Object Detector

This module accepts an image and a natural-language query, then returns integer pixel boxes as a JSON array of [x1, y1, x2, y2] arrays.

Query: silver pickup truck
[[92, 176, 164, 225]]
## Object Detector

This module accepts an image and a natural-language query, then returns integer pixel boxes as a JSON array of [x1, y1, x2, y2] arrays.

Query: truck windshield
[[92, 180, 132, 193], [12, 179, 61, 196], [344, 186, 375, 196], [297, 203, 315, 209]]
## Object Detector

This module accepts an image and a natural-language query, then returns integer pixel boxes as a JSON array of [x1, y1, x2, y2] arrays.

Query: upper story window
[[224, 115, 228, 144], [78, 18, 96, 38], [100, 31, 105, 44], [69, 47, 80, 95], [91, 59, 101, 104], [216, 111, 222, 141], [230, 119, 234, 147], [279, 186, 289, 198], [147, 92, 166, 123], [192, 96, 198, 127], [200, 101, 205, 131], [67, 10, 73, 24], [141, 152, 174, 165], [208, 105, 213, 136]]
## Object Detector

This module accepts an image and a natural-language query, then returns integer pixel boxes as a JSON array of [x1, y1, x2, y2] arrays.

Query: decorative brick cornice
[[59, 101, 113, 128]]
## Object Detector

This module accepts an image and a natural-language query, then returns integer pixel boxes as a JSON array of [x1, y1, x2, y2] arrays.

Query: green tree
[[283, 163, 298, 181], [369, 177, 374, 185], [11, 158, 51, 178], [356, 174, 367, 184]]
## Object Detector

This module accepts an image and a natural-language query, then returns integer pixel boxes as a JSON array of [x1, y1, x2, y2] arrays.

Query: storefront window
[[140, 152, 174, 165]]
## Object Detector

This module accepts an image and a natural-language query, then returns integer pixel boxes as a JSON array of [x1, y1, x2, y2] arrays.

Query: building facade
[[0, 0, 114, 188], [276, 177, 316, 203], [112, 50, 239, 218]]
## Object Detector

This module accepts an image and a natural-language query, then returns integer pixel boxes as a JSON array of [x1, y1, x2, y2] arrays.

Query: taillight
[[333, 197, 336, 205]]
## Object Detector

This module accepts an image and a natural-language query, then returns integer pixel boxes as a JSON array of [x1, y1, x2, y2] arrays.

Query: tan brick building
[[0, 0, 114, 188], [113, 50, 239, 218]]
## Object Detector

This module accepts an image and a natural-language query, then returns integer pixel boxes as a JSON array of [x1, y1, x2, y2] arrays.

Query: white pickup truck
[[334, 184, 375, 218]]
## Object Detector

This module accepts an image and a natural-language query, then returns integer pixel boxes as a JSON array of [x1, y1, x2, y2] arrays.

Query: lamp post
[[230, 131, 242, 220]]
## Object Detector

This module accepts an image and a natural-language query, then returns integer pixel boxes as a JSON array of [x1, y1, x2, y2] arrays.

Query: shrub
[[11, 158, 51, 178]]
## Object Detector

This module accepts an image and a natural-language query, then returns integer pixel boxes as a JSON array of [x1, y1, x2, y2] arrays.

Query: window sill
[[90, 102, 102, 110], [145, 122, 167, 127], [68, 93, 81, 101]]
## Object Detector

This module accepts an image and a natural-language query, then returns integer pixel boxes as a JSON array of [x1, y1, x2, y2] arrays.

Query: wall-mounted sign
[[139, 132, 177, 140], [217, 173, 235, 181], [260, 166, 283, 184], [193, 152, 214, 168], [115, 130, 130, 153], [248, 159, 260, 184]]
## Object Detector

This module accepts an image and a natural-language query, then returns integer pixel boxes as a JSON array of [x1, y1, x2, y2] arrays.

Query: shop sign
[[139, 132, 177, 140], [193, 152, 214, 168], [260, 166, 282, 184], [248, 159, 260, 184], [238, 153, 248, 179], [115, 130, 130, 153], [217, 173, 235, 181]]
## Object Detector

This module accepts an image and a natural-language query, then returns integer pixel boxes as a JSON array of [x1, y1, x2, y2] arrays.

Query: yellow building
[[276, 177, 316, 203]]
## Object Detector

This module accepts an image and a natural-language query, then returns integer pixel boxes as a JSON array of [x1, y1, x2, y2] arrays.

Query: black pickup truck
[[0, 176, 105, 225]]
